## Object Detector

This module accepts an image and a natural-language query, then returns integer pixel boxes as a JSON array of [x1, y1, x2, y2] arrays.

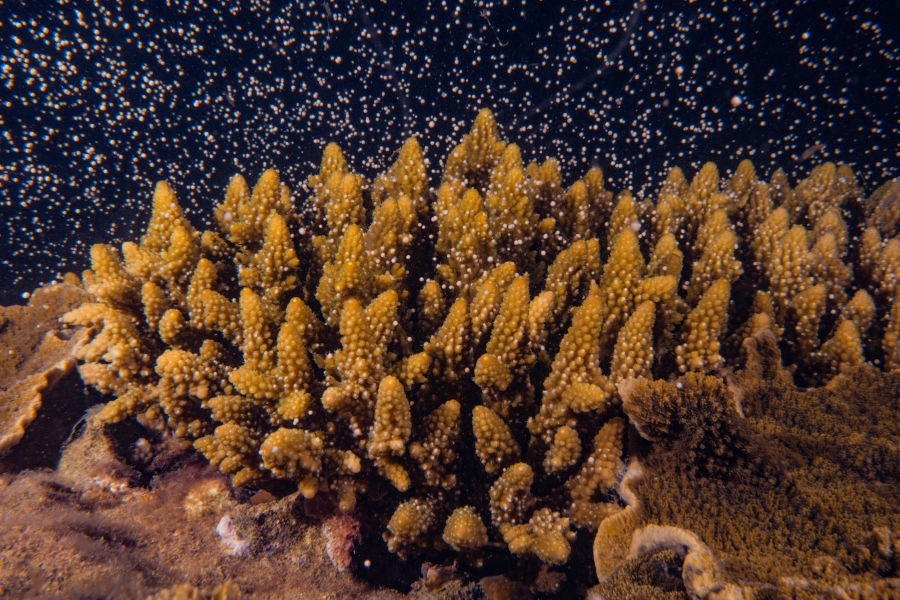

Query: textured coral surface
[[0, 283, 90, 459], [593, 332, 900, 599], [48, 109, 900, 593]]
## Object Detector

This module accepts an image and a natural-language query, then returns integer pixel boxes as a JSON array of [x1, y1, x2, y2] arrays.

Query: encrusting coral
[[60, 108, 900, 577], [591, 331, 900, 599], [0, 283, 91, 460]]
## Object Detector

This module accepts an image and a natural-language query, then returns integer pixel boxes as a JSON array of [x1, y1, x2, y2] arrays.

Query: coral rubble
[[59, 108, 899, 581]]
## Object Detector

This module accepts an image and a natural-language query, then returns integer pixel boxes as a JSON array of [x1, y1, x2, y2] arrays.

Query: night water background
[[1, 0, 897, 304]]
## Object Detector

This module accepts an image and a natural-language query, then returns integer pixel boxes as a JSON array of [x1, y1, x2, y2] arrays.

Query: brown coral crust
[[599, 332, 900, 598], [0, 283, 91, 458]]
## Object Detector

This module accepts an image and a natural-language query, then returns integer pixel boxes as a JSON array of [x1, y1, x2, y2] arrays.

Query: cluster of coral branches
[[62, 109, 900, 570]]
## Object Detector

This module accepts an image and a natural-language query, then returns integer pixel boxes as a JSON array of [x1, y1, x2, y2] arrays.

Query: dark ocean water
[[1, 0, 897, 304]]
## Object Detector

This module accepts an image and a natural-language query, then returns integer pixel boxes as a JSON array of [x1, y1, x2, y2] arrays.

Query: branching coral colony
[[62, 108, 900, 568]]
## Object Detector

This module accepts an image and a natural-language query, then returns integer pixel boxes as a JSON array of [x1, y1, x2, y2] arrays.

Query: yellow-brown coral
[[60, 108, 899, 578], [596, 331, 900, 598]]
